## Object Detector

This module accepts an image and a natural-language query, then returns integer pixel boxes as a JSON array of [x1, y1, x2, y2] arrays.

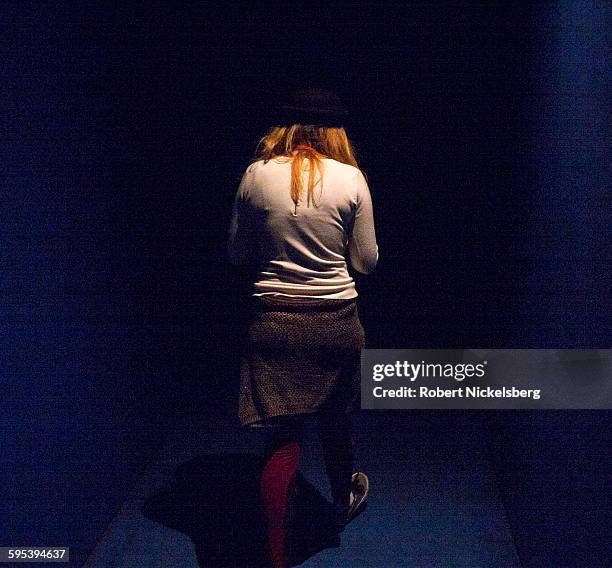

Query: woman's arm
[[227, 172, 257, 266], [348, 170, 379, 274]]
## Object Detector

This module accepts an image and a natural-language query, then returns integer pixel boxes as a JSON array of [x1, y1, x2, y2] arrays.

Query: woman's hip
[[247, 298, 365, 354]]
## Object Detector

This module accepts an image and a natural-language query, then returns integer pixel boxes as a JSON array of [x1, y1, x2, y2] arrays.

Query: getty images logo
[[372, 360, 488, 382]]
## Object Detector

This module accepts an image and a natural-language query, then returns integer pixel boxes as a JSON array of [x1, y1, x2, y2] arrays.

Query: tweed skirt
[[238, 294, 366, 428]]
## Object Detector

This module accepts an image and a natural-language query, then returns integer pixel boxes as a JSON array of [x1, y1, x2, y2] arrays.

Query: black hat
[[276, 87, 349, 127]]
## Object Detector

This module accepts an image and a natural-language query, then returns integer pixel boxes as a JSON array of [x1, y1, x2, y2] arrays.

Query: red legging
[[259, 413, 355, 568]]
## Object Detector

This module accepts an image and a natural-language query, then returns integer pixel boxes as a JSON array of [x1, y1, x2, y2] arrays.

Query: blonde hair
[[253, 124, 363, 209]]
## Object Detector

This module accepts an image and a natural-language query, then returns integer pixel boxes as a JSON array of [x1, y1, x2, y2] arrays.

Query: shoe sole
[[346, 472, 369, 525]]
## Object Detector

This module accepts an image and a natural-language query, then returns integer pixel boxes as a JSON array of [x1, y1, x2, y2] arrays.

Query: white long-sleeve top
[[227, 156, 379, 300]]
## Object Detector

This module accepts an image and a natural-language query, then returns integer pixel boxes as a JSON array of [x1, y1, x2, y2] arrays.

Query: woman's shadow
[[142, 453, 341, 567]]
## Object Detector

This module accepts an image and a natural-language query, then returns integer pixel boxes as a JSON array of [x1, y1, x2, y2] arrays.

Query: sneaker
[[345, 472, 369, 526]]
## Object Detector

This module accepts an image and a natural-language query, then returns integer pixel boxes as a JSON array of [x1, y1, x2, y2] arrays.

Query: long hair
[[253, 124, 363, 209]]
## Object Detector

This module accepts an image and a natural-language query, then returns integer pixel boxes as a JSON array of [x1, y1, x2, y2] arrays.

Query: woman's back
[[233, 90, 373, 568], [228, 156, 379, 300]]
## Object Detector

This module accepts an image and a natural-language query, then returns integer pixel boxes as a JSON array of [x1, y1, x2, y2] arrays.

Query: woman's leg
[[317, 412, 356, 528], [260, 417, 304, 568]]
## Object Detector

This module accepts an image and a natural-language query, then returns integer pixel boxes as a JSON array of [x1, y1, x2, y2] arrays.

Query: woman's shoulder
[[245, 159, 265, 174], [326, 158, 360, 173], [244, 157, 290, 173], [323, 159, 363, 182]]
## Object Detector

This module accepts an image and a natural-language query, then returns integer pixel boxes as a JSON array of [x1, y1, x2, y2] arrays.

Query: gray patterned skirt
[[238, 294, 366, 427]]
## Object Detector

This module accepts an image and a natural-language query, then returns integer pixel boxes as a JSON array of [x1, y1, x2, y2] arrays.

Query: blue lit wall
[[488, 4, 611, 566]]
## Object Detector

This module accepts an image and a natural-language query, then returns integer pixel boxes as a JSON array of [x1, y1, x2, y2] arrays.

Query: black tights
[[260, 413, 355, 568]]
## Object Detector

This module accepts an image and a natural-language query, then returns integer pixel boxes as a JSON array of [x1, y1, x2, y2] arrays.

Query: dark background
[[2, 3, 610, 566]]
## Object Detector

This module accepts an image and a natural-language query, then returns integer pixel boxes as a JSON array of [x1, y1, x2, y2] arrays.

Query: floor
[[83, 410, 520, 567]]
